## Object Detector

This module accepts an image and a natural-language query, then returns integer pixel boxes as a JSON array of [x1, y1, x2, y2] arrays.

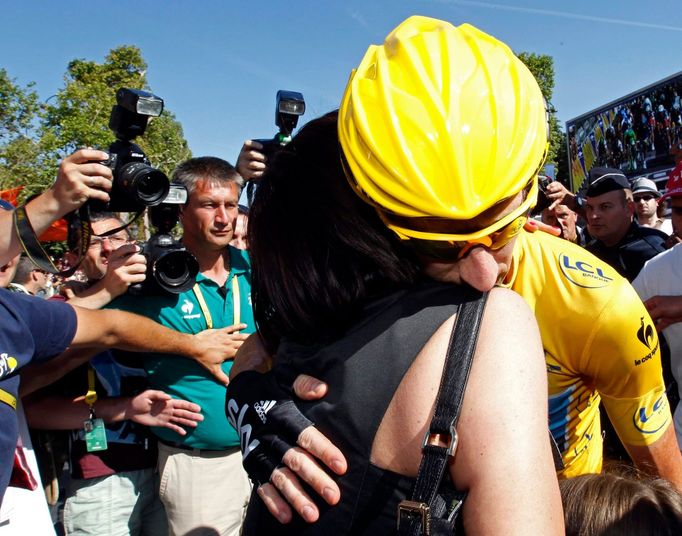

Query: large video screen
[[566, 71, 682, 193]]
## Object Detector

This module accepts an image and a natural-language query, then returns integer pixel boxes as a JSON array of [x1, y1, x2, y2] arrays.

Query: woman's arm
[[372, 287, 563, 535], [453, 288, 563, 535]]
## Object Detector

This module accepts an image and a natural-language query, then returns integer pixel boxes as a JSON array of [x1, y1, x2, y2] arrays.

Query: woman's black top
[[243, 280, 476, 535]]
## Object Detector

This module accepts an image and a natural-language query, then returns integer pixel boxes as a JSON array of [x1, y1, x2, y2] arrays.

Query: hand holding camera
[[100, 243, 148, 301], [241, 91, 305, 203], [236, 140, 267, 182], [51, 148, 113, 216]]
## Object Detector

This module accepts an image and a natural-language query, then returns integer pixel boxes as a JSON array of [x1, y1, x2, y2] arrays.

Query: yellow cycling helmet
[[338, 16, 548, 241]]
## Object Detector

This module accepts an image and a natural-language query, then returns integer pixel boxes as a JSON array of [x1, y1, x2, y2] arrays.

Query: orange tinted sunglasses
[[408, 215, 527, 260]]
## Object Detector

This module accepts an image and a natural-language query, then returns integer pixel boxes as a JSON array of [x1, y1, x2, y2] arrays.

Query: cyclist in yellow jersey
[[229, 16, 682, 522], [509, 225, 671, 478]]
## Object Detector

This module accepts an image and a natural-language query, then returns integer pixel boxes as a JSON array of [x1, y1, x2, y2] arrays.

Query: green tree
[[0, 69, 46, 194], [0, 68, 40, 142], [517, 52, 566, 182]]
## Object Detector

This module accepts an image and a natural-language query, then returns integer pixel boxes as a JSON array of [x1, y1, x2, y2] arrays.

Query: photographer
[[59, 212, 147, 308], [106, 157, 254, 536]]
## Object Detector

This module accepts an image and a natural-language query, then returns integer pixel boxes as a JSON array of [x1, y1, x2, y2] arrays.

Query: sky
[[1, 0, 681, 169]]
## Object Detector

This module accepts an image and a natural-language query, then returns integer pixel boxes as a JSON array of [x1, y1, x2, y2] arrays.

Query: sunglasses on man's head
[[634, 195, 656, 202]]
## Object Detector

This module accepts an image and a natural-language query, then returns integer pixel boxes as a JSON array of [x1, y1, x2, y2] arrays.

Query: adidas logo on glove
[[254, 400, 276, 423]]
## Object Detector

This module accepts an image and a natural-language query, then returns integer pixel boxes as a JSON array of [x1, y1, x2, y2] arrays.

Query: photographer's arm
[[20, 316, 246, 397], [0, 149, 112, 265]]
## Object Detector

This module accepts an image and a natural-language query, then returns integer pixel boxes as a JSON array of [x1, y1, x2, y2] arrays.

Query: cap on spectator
[[631, 177, 661, 198], [661, 161, 682, 201], [585, 167, 631, 198], [0, 200, 14, 211]]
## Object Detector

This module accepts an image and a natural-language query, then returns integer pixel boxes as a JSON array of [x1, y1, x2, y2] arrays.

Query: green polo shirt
[[108, 246, 255, 449]]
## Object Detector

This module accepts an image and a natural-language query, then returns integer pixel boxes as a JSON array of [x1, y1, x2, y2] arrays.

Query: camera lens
[[119, 162, 170, 207], [153, 250, 199, 294]]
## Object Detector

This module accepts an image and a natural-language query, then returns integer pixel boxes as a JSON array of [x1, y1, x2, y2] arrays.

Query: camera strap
[[13, 203, 143, 277], [13, 204, 91, 277]]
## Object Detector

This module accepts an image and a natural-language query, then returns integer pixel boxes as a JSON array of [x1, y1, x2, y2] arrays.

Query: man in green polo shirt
[[109, 156, 254, 536]]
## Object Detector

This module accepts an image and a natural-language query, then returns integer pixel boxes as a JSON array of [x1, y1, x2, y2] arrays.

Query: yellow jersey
[[506, 228, 671, 478]]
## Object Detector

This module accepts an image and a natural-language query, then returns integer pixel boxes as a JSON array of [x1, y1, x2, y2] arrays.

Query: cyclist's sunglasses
[[408, 214, 527, 261]]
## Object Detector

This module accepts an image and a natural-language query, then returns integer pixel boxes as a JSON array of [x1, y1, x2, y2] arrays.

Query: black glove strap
[[398, 290, 488, 536]]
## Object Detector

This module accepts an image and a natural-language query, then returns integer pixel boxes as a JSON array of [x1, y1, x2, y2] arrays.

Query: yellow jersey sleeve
[[581, 280, 671, 447]]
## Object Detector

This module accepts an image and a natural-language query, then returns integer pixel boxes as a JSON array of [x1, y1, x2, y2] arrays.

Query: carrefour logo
[[558, 253, 613, 288], [633, 395, 669, 435]]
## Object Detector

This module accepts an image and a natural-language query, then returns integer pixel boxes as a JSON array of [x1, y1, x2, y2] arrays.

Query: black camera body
[[254, 90, 306, 160], [129, 186, 199, 296], [90, 88, 170, 213], [96, 139, 169, 212], [131, 233, 199, 296], [88, 88, 198, 295], [253, 133, 289, 161]]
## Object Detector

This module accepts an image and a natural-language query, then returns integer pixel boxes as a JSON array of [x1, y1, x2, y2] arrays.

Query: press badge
[[84, 418, 108, 452]]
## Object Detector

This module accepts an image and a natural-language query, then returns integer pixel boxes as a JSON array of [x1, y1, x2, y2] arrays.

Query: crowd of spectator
[[568, 77, 682, 177], [3, 14, 682, 536]]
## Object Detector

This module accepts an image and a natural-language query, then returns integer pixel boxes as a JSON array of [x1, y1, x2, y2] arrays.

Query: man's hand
[[643, 295, 682, 330], [125, 390, 203, 436], [65, 244, 147, 309], [192, 324, 248, 384], [226, 370, 345, 524], [230, 333, 273, 378], [100, 244, 147, 299], [49, 149, 113, 215], [545, 181, 577, 212], [236, 140, 267, 182]]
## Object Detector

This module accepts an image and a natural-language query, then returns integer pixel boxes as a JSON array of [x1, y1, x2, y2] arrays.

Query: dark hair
[[172, 156, 244, 197], [249, 111, 420, 351], [560, 466, 682, 536]]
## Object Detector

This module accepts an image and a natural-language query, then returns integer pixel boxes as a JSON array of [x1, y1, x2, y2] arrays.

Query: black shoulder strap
[[398, 290, 488, 536]]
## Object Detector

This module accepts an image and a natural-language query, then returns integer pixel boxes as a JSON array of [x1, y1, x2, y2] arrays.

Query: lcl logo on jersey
[[634, 317, 659, 366], [558, 253, 613, 288], [633, 394, 669, 435]]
